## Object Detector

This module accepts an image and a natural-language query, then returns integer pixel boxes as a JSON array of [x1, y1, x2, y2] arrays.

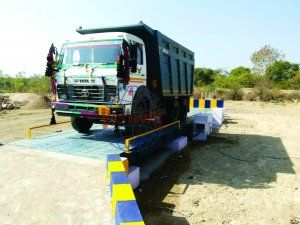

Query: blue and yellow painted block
[[115, 200, 145, 225], [112, 183, 136, 215], [217, 99, 224, 108], [107, 154, 122, 170], [107, 154, 128, 180], [110, 172, 130, 196], [189, 98, 224, 109], [106, 154, 145, 225], [107, 161, 126, 180], [117, 222, 145, 225]]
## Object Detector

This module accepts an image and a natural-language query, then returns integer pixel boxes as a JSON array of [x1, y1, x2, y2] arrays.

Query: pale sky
[[0, 0, 299, 76]]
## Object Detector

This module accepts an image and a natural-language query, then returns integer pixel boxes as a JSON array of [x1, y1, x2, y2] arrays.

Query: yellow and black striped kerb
[[189, 98, 224, 109]]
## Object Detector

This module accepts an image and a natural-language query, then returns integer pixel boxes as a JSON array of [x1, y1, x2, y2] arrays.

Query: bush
[[242, 91, 256, 101], [214, 88, 228, 99], [254, 87, 273, 101], [225, 84, 243, 100], [269, 88, 285, 101], [193, 85, 217, 99], [0, 75, 50, 94], [193, 87, 202, 99], [284, 92, 300, 101], [285, 73, 300, 89]]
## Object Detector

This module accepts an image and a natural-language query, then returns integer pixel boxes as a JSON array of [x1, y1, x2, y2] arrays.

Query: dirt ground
[[0, 109, 113, 225], [0, 108, 72, 142], [0, 146, 113, 225], [0, 101, 300, 225], [136, 101, 300, 225]]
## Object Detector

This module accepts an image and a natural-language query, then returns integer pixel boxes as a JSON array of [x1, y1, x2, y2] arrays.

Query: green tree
[[229, 66, 254, 87], [250, 45, 284, 75], [194, 68, 216, 86], [265, 61, 299, 83], [286, 71, 300, 89], [230, 66, 251, 77]]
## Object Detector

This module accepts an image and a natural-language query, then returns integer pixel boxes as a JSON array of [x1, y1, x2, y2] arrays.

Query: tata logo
[[74, 79, 95, 83], [80, 89, 89, 97]]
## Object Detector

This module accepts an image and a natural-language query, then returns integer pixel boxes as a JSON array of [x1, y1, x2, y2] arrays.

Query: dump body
[[156, 31, 194, 97]]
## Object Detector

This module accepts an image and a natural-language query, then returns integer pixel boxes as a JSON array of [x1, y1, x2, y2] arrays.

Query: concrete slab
[[188, 108, 212, 117], [128, 166, 140, 189], [167, 136, 188, 152], [0, 145, 114, 225], [140, 147, 178, 182]]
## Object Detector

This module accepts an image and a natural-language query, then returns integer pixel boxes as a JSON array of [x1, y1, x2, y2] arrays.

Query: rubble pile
[[0, 95, 24, 111]]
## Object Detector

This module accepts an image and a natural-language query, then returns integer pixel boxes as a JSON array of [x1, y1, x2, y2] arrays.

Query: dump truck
[[47, 22, 194, 133]]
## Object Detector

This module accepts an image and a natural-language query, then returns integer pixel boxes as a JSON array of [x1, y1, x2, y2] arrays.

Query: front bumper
[[51, 101, 123, 118]]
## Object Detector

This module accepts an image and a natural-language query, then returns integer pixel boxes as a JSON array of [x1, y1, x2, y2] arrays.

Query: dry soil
[[136, 101, 300, 225], [0, 101, 299, 225]]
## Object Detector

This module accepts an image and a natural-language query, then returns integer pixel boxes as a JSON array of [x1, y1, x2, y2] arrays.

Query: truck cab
[[52, 33, 149, 132]]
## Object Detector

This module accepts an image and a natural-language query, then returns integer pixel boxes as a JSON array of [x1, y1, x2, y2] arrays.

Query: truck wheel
[[71, 117, 93, 133], [164, 99, 180, 123], [172, 100, 180, 122]]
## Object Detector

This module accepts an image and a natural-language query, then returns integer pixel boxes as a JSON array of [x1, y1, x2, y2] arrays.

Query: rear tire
[[71, 117, 93, 133], [180, 98, 188, 122], [165, 99, 180, 123], [172, 100, 180, 122]]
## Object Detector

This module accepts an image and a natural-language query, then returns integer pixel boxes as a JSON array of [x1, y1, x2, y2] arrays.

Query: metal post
[[26, 128, 32, 139], [125, 139, 130, 153], [124, 120, 181, 154], [50, 107, 56, 125]]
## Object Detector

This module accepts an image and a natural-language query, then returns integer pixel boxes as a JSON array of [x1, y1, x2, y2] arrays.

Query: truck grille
[[72, 85, 105, 101], [57, 85, 106, 102]]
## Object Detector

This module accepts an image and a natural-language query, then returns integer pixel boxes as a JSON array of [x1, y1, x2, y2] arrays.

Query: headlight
[[58, 93, 67, 100], [57, 85, 67, 100]]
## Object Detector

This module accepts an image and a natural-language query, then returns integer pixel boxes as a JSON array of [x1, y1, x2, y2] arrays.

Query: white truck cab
[[55, 32, 146, 104]]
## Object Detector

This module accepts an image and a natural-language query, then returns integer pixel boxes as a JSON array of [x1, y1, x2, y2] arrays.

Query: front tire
[[71, 117, 93, 133]]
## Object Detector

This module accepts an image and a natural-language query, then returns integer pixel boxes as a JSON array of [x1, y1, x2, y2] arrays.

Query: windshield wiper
[[90, 63, 115, 74], [90, 63, 114, 70], [73, 63, 88, 67]]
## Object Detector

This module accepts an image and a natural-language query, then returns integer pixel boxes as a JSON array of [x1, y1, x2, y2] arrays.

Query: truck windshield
[[61, 43, 121, 65]]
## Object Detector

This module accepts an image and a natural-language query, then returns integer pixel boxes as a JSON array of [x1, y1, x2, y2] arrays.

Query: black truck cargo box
[[77, 22, 194, 98]]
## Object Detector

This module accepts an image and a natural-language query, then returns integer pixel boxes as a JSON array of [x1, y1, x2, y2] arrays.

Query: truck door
[[129, 42, 146, 86]]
